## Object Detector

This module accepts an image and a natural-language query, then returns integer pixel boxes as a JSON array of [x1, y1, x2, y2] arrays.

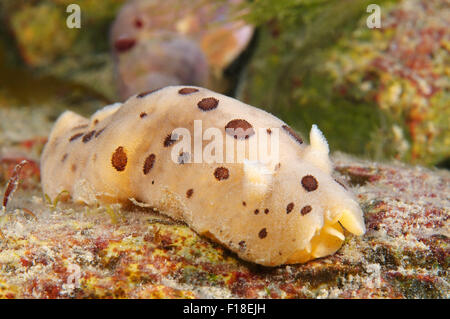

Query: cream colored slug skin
[[41, 86, 365, 266]]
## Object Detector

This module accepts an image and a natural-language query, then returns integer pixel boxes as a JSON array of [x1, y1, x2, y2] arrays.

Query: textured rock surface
[[239, 0, 449, 166], [0, 0, 126, 109], [0, 107, 448, 299]]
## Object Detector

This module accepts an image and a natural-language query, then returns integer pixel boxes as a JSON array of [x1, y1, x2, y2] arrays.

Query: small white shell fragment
[[40, 86, 366, 266]]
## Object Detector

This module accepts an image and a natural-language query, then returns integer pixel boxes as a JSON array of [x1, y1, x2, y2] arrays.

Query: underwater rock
[[0, 139, 448, 297], [1, 0, 125, 68], [0, 104, 448, 298], [0, 0, 127, 106], [240, 0, 449, 166]]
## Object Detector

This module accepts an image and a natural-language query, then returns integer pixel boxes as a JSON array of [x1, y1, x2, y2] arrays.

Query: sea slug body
[[40, 86, 365, 266]]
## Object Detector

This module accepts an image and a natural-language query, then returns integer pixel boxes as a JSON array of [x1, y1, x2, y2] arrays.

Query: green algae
[[239, 0, 449, 166]]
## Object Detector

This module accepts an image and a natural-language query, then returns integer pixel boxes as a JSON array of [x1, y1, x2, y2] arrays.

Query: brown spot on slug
[[111, 146, 127, 171], [93, 119, 99, 125], [178, 88, 199, 95], [71, 164, 77, 172], [286, 202, 294, 214], [238, 241, 246, 250], [143, 154, 156, 175], [95, 128, 106, 138], [186, 189, 193, 198], [134, 18, 143, 28], [140, 112, 147, 118], [266, 128, 272, 134], [242, 201, 246, 206], [258, 228, 267, 239], [214, 167, 229, 181], [282, 125, 303, 144], [151, 180, 155, 185], [72, 124, 88, 131], [137, 88, 161, 98], [69, 133, 83, 142], [61, 153, 68, 163], [301, 175, 318, 192], [254, 209, 259, 215], [264, 209, 269, 214], [114, 37, 136, 53], [301, 205, 312, 215], [197, 97, 218, 111], [82, 130, 96, 143], [225, 119, 255, 139], [163, 133, 178, 147]]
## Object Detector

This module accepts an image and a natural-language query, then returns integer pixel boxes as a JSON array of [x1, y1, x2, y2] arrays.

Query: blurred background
[[0, 0, 448, 168]]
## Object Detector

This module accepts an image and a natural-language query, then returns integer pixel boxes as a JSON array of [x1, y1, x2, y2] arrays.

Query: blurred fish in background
[[110, 0, 255, 100]]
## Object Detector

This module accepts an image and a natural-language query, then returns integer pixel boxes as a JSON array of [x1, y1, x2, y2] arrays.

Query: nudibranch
[[110, 0, 254, 99], [40, 86, 365, 266]]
